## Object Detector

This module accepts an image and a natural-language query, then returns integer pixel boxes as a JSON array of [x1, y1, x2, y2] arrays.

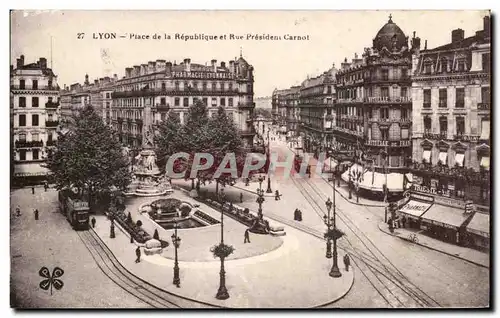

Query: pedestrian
[[34, 208, 39, 220], [294, 208, 299, 221], [343, 254, 350, 271], [31, 186, 35, 195], [135, 246, 141, 263], [388, 218, 394, 234], [15, 205, 21, 217], [297, 209, 303, 222], [401, 216, 406, 228], [44, 181, 48, 192], [244, 228, 251, 243], [240, 192, 244, 203], [275, 190, 281, 201], [245, 178, 250, 186], [91, 217, 96, 228]]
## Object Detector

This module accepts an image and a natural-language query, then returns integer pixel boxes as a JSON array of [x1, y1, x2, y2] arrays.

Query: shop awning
[[455, 153, 465, 167], [398, 200, 432, 220], [466, 212, 490, 238], [341, 163, 365, 182], [480, 156, 490, 168], [438, 152, 448, 165], [423, 150, 431, 163], [358, 171, 412, 192], [420, 204, 469, 230]]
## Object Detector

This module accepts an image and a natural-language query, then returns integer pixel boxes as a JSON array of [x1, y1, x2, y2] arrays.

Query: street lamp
[[257, 176, 265, 220], [171, 222, 181, 288], [266, 129, 273, 193], [215, 189, 230, 300], [327, 176, 342, 278], [348, 163, 353, 200], [324, 198, 333, 259]]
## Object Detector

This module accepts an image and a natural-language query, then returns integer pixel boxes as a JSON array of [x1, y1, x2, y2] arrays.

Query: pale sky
[[11, 10, 488, 97]]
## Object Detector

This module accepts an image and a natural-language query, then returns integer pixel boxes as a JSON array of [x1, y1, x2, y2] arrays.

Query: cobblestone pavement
[[10, 188, 150, 308]]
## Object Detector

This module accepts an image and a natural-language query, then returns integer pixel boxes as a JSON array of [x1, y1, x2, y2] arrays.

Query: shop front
[[465, 212, 490, 250], [397, 195, 433, 229]]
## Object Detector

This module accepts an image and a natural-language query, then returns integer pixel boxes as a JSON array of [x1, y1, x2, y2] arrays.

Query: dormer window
[[439, 58, 449, 73], [424, 62, 432, 74]]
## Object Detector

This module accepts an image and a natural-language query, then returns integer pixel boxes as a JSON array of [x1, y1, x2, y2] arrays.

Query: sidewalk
[[92, 195, 355, 308], [377, 222, 489, 268]]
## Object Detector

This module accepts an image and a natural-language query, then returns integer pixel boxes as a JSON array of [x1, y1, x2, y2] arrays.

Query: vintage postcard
[[10, 10, 491, 309]]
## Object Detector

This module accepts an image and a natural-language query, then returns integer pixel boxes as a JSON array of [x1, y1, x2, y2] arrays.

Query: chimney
[[39, 57, 47, 69], [424, 40, 427, 50], [16, 55, 25, 68], [184, 58, 191, 72], [141, 64, 148, 75], [84, 74, 89, 85], [148, 61, 156, 73], [113, 74, 118, 81], [211, 59, 217, 72], [166, 61, 173, 74], [156, 59, 166, 71], [125, 67, 133, 78], [229, 60, 234, 73], [483, 16, 490, 38], [220, 61, 226, 68], [451, 29, 464, 43], [94, 79, 98, 85]]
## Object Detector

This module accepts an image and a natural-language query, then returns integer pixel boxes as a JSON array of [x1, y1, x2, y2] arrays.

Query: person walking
[[34, 209, 39, 220], [401, 216, 406, 228], [297, 209, 303, 222], [91, 217, 96, 228], [294, 208, 299, 221], [343, 254, 351, 272], [135, 246, 141, 263], [245, 178, 250, 186], [31, 186, 35, 195], [275, 190, 281, 201], [15, 205, 21, 217], [244, 228, 251, 243], [240, 192, 244, 203], [44, 181, 49, 192]]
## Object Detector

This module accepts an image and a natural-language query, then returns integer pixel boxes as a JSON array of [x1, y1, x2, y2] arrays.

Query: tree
[[46, 105, 132, 209], [155, 113, 183, 169]]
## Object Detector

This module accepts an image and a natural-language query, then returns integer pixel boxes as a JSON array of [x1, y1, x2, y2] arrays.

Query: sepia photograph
[[9, 9, 491, 309]]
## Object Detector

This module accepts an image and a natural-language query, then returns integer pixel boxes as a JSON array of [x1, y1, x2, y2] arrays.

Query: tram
[[58, 189, 90, 230]]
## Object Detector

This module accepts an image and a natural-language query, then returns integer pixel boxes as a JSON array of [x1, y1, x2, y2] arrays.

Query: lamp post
[[171, 222, 181, 288], [257, 176, 265, 220], [324, 198, 333, 259], [216, 189, 230, 300], [348, 163, 353, 200], [266, 129, 273, 193], [327, 175, 342, 278], [382, 149, 388, 223]]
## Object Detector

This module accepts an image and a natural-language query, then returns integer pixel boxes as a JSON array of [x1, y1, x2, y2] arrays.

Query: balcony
[[423, 102, 431, 109], [337, 98, 363, 104], [15, 140, 44, 148], [453, 134, 479, 142], [46, 139, 56, 147], [155, 104, 170, 111], [365, 96, 412, 104], [45, 120, 59, 128], [333, 126, 363, 138], [477, 103, 490, 111], [45, 101, 60, 109]]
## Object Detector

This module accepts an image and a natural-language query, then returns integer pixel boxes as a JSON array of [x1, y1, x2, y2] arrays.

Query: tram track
[[291, 175, 440, 307], [77, 228, 220, 309]]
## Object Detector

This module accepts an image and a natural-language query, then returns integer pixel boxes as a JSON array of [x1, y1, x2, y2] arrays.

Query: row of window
[[168, 97, 235, 107], [422, 87, 490, 108], [338, 86, 409, 100], [120, 81, 241, 92], [17, 132, 54, 142], [16, 96, 57, 108], [337, 68, 409, 83], [421, 53, 490, 74], [16, 114, 55, 126], [423, 116, 489, 138], [336, 107, 409, 119]]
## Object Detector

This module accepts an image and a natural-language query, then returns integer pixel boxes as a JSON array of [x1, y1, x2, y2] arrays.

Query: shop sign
[[400, 200, 432, 214], [412, 185, 451, 197]]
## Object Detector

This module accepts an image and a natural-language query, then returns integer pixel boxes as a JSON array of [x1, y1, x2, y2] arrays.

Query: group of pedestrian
[[15, 205, 41, 220], [294, 208, 303, 221], [388, 215, 406, 233]]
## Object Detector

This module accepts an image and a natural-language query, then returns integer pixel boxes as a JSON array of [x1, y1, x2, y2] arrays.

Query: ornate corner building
[[10, 56, 60, 184], [410, 16, 491, 205], [334, 16, 416, 172]]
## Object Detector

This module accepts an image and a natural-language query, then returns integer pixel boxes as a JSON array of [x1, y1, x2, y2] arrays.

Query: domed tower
[[372, 14, 408, 52]]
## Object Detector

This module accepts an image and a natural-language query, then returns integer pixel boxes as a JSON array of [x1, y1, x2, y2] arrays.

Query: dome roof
[[373, 15, 407, 51]]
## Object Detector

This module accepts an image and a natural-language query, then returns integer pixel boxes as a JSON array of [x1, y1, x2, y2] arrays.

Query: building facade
[[272, 88, 290, 129], [111, 56, 255, 149], [299, 66, 337, 155], [283, 86, 301, 137], [11, 55, 60, 183], [335, 16, 417, 173], [410, 15, 491, 205]]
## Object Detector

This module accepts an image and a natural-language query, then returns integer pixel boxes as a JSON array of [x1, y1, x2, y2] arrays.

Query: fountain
[[123, 112, 173, 197]]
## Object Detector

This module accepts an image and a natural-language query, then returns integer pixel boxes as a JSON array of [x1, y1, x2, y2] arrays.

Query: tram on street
[[58, 189, 90, 230]]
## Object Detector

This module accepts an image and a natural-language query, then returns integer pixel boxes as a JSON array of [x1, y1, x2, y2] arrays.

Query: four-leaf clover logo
[[39, 266, 64, 295]]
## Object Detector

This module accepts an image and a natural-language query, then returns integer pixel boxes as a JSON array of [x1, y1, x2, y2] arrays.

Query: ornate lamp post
[[324, 177, 342, 278], [171, 222, 181, 288], [324, 198, 333, 259], [266, 129, 273, 193], [257, 176, 266, 220], [211, 189, 234, 300], [348, 162, 353, 200]]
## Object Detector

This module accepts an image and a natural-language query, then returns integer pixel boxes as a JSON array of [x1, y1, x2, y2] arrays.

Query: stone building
[[10, 55, 60, 184], [410, 15, 491, 205], [272, 88, 290, 130], [298, 66, 337, 155], [111, 55, 255, 148], [283, 86, 301, 137], [334, 15, 417, 176]]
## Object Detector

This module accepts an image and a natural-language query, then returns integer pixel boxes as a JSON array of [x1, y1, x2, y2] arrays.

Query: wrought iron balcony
[[46, 139, 57, 147], [238, 102, 256, 109], [45, 120, 59, 127], [155, 104, 170, 111], [45, 101, 60, 108], [15, 140, 44, 148], [11, 85, 59, 91], [477, 103, 490, 111]]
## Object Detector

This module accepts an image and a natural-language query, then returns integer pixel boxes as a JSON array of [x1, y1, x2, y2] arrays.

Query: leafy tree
[[46, 105, 132, 208]]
